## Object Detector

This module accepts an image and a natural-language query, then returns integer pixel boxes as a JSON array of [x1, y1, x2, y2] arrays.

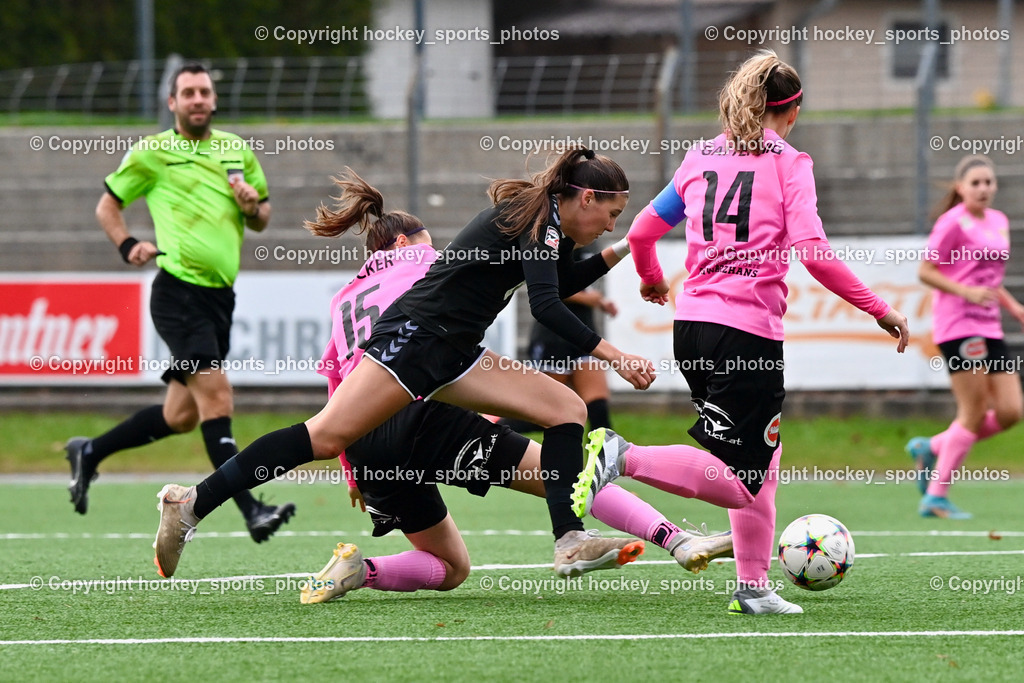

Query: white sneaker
[[728, 585, 803, 615], [668, 529, 733, 574], [553, 529, 644, 578], [153, 484, 198, 578], [300, 542, 368, 604]]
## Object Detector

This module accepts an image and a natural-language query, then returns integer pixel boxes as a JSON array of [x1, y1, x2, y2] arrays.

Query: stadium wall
[[2, 115, 1022, 415]]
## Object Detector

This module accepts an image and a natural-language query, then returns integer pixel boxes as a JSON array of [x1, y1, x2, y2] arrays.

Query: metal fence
[[3, 48, 1020, 120], [2, 54, 671, 118], [1, 57, 370, 119], [493, 53, 665, 114]]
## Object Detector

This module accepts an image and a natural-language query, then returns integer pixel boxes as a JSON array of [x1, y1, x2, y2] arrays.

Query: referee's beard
[[177, 111, 213, 139]]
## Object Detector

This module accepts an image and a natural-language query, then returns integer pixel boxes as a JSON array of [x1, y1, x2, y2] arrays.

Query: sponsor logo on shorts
[[694, 399, 743, 446], [701, 401, 734, 433], [763, 412, 782, 448], [959, 337, 988, 361], [365, 505, 400, 529], [454, 433, 498, 476], [454, 438, 488, 473]]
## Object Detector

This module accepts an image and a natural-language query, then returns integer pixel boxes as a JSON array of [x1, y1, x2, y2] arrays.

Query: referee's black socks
[[541, 422, 587, 539], [200, 416, 259, 514], [85, 404, 175, 474], [194, 423, 314, 520]]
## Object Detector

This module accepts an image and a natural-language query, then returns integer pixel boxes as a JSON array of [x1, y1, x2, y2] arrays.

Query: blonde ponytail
[[718, 49, 802, 155]]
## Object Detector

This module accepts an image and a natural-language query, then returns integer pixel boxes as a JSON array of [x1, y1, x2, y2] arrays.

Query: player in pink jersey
[[906, 155, 1024, 519], [582, 50, 909, 615]]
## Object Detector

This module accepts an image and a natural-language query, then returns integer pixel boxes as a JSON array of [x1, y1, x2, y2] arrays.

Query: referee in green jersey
[[65, 63, 295, 541]]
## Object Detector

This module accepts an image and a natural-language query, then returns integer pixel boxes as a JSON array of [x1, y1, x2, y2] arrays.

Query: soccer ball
[[777, 514, 855, 591]]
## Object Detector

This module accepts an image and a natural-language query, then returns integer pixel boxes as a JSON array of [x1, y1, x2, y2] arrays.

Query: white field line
[[3, 548, 1024, 591], [2, 529, 1022, 541], [2, 631, 1024, 646]]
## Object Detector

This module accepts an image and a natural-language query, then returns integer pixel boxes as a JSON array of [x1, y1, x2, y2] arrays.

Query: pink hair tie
[[766, 89, 802, 107]]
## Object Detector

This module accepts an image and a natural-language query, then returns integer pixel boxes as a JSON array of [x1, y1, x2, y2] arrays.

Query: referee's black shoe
[[245, 498, 297, 543], [65, 437, 97, 515]]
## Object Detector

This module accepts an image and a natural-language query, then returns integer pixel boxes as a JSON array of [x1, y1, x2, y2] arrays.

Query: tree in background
[[0, 0, 371, 70]]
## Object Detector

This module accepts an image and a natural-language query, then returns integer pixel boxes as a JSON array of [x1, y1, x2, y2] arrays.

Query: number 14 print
[[702, 171, 754, 242]]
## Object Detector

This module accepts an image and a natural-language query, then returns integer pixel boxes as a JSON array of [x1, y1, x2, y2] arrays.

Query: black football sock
[[194, 423, 314, 520], [200, 417, 258, 513], [586, 399, 612, 430], [541, 422, 587, 539], [85, 405, 175, 475]]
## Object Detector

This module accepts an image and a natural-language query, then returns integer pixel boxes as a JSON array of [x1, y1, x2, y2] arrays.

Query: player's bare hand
[[349, 487, 366, 513], [233, 181, 260, 216], [615, 353, 657, 390], [877, 308, 910, 353], [128, 240, 160, 267], [962, 285, 998, 307], [600, 299, 619, 317], [640, 279, 670, 305]]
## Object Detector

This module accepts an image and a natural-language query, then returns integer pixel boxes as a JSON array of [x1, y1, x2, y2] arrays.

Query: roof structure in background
[[519, 0, 774, 38]]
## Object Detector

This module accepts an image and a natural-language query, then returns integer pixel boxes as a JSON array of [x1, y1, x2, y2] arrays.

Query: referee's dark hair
[[305, 167, 424, 252], [169, 62, 212, 97], [489, 146, 628, 244]]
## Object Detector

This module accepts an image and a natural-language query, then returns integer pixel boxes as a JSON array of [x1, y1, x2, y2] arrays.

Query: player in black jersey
[[153, 148, 657, 579], [499, 244, 618, 434]]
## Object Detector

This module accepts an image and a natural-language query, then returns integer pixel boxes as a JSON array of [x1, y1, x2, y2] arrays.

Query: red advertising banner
[[0, 281, 143, 377]]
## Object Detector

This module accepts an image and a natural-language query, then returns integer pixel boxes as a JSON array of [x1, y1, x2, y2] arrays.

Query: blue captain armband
[[650, 182, 686, 226]]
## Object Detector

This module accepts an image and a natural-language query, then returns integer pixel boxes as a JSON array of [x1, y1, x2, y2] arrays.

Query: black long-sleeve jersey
[[394, 196, 609, 353]]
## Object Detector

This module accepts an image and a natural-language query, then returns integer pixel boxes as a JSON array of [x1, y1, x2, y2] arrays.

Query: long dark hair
[[305, 168, 423, 252], [487, 147, 628, 242]]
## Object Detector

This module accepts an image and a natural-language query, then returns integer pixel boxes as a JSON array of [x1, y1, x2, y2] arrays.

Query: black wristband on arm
[[118, 237, 139, 263]]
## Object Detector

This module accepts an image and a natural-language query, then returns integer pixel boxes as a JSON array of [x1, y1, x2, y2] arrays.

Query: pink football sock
[[931, 410, 1002, 454], [362, 550, 447, 592], [928, 429, 947, 456], [624, 443, 754, 509], [926, 421, 978, 498], [977, 410, 1004, 440], [729, 447, 782, 588], [590, 483, 683, 549]]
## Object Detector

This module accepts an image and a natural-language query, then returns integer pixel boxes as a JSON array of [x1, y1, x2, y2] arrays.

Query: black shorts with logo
[[149, 269, 234, 385], [674, 321, 785, 496], [362, 305, 486, 400], [346, 401, 531, 537], [938, 336, 1014, 374]]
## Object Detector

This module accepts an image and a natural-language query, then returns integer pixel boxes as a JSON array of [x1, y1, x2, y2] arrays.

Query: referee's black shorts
[[150, 269, 234, 385], [346, 401, 530, 537], [674, 320, 785, 496]]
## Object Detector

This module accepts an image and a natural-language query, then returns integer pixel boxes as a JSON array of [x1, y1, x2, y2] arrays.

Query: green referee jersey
[[104, 128, 269, 288]]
